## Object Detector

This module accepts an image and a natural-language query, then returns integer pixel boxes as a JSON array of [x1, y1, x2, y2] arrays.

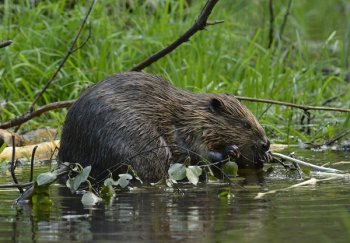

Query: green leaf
[[74, 165, 91, 187], [66, 166, 92, 193], [116, 173, 133, 188], [36, 171, 57, 186], [81, 191, 102, 206], [218, 191, 235, 199], [104, 177, 119, 187], [0, 142, 6, 154], [100, 184, 115, 203], [31, 182, 52, 206], [168, 163, 186, 181], [223, 161, 238, 177], [186, 166, 202, 185], [302, 167, 311, 177]]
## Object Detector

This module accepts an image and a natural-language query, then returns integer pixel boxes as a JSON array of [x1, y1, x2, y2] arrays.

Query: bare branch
[[28, 0, 95, 112], [237, 96, 350, 113], [0, 100, 75, 129], [0, 40, 12, 49], [267, 0, 275, 48], [10, 135, 23, 193], [279, 0, 293, 40], [130, 0, 221, 71]]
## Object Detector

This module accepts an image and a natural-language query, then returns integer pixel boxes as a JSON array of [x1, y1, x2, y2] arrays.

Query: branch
[[279, 0, 293, 40], [0, 100, 75, 129], [272, 152, 343, 173], [10, 135, 23, 193], [237, 96, 350, 113], [130, 0, 221, 71], [1, 94, 350, 130], [0, 40, 12, 49], [0, 182, 33, 189], [267, 0, 275, 48], [28, 0, 95, 112]]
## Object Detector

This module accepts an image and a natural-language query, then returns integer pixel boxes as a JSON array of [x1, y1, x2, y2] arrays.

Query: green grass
[[0, 0, 350, 144]]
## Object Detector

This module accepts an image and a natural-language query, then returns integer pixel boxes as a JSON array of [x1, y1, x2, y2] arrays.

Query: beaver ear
[[208, 98, 225, 113]]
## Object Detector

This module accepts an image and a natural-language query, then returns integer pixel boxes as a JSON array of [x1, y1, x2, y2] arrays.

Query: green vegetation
[[1, 0, 349, 144]]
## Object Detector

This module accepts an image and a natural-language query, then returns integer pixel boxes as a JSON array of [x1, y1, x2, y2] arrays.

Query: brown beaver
[[58, 72, 271, 183]]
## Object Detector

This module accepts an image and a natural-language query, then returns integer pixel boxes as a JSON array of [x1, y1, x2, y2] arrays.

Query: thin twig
[[237, 96, 350, 113], [0, 40, 12, 49], [2, 94, 350, 130], [272, 152, 344, 173], [28, 0, 95, 112], [10, 135, 23, 193], [29, 145, 38, 182], [279, 0, 293, 40], [15, 162, 71, 204], [0, 182, 33, 189], [0, 100, 74, 129], [130, 0, 221, 71], [267, 0, 274, 48], [324, 129, 350, 146]]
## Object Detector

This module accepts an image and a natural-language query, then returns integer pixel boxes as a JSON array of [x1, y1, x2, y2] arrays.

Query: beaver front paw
[[208, 145, 241, 162], [224, 145, 240, 160]]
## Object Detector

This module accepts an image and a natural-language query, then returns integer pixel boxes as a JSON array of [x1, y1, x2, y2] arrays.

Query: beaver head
[[176, 93, 271, 169]]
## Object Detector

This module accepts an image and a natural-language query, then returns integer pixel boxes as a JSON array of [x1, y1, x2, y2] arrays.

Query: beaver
[[58, 72, 271, 183]]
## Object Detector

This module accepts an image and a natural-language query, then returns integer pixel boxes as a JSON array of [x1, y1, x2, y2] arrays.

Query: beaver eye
[[243, 122, 251, 129]]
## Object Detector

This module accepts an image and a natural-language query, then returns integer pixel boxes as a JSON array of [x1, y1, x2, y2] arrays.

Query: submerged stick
[[272, 152, 344, 173]]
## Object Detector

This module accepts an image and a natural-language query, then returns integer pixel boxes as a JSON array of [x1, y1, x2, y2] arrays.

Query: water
[[1, 148, 350, 243]]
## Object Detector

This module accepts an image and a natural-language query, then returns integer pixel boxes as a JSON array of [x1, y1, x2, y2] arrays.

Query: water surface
[[1, 148, 350, 242]]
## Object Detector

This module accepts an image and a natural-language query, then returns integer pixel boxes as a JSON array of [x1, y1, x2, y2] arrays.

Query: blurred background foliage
[[0, 0, 349, 145]]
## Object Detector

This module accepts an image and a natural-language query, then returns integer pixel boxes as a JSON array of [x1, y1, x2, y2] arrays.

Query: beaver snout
[[261, 139, 270, 152], [251, 139, 270, 152]]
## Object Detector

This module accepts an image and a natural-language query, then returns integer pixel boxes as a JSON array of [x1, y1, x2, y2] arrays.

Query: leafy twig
[[130, 0, 221, 71]]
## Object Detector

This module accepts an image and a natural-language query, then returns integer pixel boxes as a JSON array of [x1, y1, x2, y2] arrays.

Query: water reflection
[[0, 149, 350, 242]]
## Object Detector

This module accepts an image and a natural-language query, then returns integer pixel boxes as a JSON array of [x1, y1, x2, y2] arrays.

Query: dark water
[[1, 148, 350, 243]]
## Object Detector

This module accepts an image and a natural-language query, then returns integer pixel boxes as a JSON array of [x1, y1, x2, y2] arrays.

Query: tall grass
[[0, 0, 349, 144]]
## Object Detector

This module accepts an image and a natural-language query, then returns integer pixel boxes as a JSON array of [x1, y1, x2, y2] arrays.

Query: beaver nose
[[261, 139, 270, 152]]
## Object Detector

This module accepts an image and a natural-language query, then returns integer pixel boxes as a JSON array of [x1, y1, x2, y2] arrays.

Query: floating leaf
[[223, 161, 238, 177], [81, 191, 102, 206], [37, 171, 57, 186], [186, 166, 202, 185], [168, 163, 186, 181], [116, 173, 133, 188]]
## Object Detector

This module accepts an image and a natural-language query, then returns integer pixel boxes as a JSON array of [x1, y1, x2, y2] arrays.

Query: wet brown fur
[[58, 72, 270, 182]]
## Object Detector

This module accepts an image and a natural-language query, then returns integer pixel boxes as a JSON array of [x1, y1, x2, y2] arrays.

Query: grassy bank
[[1, 0, 349, 144]]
